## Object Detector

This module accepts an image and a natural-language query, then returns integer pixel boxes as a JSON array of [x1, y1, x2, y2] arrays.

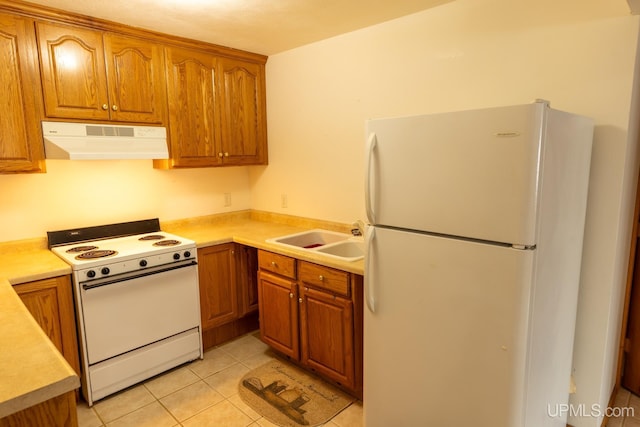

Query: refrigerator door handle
[[365, 132, 377, 225], [365, 225, 376, 313]]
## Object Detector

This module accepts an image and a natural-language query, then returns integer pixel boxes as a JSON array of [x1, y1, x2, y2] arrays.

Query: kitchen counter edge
[[0, 278, 79, 418]]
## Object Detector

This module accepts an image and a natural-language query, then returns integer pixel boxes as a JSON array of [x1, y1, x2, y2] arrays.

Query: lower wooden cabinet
[[13, 276, 80, 375], [198, 243, 259, 349], [257, 250, 363, 396], [299, 286, 355, 389], [236, 244, 259, 316], [0, 390, 77, 427], [199, 243, 238, 329], [258, 271, 299, 359]]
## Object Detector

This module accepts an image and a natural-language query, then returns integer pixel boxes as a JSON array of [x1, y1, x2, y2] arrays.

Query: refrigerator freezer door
[[364, 227, 542, 427], [366, 103, 546, 246]]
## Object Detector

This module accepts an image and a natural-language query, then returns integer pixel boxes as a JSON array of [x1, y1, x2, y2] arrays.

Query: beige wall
[[253, 1, 640, 425], [0, 161, 251, 241]]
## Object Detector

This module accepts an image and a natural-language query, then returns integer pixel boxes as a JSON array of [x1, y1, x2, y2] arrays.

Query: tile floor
[[76, 332, 363, 427], [607, 388, 640, 426]]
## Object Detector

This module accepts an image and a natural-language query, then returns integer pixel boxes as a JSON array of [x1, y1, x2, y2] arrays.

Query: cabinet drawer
[[299, 261, 350, 297], [258, 250, 296, 279]]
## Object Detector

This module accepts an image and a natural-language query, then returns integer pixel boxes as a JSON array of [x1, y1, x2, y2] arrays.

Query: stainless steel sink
[[266, 229, 364, 261]]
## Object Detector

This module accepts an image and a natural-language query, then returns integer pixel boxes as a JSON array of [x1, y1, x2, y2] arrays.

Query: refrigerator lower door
[[364, 227, 565, 427]]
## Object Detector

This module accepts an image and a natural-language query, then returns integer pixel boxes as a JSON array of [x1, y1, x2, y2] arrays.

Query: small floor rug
[[238, 359, 354, 426]]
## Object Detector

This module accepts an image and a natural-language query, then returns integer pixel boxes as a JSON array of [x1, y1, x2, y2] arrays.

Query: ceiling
[[23, 0, 453, 56]]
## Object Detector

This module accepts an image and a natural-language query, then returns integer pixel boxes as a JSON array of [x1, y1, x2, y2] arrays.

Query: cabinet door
[[299, 286, 355, 389], [237, 245, 259, 316], [217, 57, 267, 165], [104, 34, 166, 123], [13, 276, 80, 375], [198, 243, 238, 330], [258, 271, 299, 359], [37, 22, 110, 120], [164, 46, 220, 167], [0, 13, 46, 173]]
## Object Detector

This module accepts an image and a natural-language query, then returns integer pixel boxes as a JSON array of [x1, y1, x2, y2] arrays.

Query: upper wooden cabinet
[[0, 1, 268, 172], [0, 13, 46, 173], [218, 57, 267, 166], [157, 46, 267, 168], [162, 46, 219, 168], [36, 22, 166, 123]]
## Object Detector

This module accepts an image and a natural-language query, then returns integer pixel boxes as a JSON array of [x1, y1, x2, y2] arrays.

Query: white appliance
[[363, 100, 593, 427], [48, 219, 203, 405], [42, 121, 168, 160]]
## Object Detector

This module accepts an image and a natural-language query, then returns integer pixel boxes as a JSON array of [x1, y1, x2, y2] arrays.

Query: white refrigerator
[[363, 100, 593, 427]]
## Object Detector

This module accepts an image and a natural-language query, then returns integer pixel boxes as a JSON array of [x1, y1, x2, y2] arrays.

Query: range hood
[[42, 121, 169, 160]]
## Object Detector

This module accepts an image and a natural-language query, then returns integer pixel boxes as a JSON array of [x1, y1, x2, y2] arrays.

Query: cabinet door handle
[[112, 105, 118, 111], [218, 152, 224, 157], [102, 104, 108, 110], [298, 298, 302, 303], [224, 152, 229, 157], [289, 292, 294, 298]]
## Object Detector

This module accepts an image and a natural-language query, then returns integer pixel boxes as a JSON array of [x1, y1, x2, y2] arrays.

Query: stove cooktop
[[51, 231, 196, 269]]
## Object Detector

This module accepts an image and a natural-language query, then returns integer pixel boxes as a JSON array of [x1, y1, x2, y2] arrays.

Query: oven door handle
[[81, 260, 198, 290]]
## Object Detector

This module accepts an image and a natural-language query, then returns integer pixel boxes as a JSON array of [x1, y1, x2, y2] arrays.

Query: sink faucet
[[351, 220, 365, 237]]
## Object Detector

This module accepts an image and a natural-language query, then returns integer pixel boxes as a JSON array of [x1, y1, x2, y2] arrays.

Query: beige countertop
[[0, 238, 71, 285], [0, 277, 79, 418], [0, 211, 364, 286], [162, 210, 365, 275]]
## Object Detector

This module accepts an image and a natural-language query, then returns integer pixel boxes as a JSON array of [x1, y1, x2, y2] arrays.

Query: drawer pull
[[271, 261, 277, 267], [319, 275, 324, 281]]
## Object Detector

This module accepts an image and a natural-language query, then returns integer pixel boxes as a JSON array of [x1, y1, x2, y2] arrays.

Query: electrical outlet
[[281, 194, 288, 208], [224, 193, 232, 207]]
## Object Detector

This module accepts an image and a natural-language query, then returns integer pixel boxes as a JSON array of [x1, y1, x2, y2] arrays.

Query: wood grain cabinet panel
[[257, 270, 299, 360], [103, 34, 166, 123], [0, 13, 45, 173], [37, 22, 166, 123], [299, 286, 355, 389], [218, 57, 267, 165], [13, 276, 80, 376], [198, 243, 259, 349], [237, 244, 259, 316], [198, 243, 238, 330], [0, 390, 77, 427], [162, 46, 219, 167]]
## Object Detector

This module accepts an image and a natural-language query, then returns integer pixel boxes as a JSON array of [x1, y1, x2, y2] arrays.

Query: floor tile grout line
[[78, 334, 312, 427]]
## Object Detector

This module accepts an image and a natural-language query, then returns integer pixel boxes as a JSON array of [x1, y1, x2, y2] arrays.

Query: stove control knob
[[184, 251, 191, 258], [87, 270, 96, 278], [140, 259, 148, 267], [101, 267, 110, 275], [173, 253, 181, 260]]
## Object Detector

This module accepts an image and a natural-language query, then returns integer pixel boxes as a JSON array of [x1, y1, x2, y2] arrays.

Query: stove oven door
[[79, 261, 200, 364]]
